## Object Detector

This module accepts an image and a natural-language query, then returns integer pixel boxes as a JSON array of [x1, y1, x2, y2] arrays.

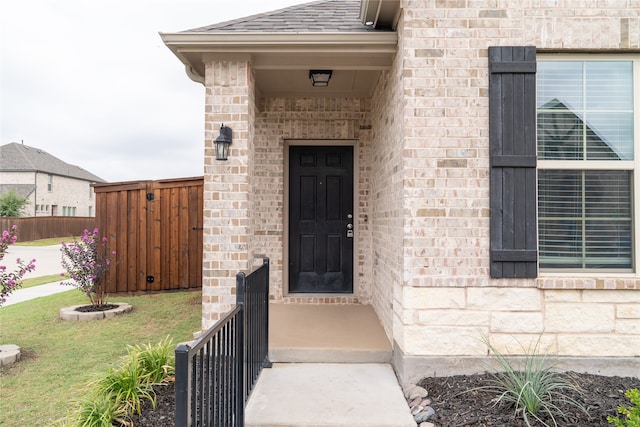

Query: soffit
[[160, 31, 398, 97]]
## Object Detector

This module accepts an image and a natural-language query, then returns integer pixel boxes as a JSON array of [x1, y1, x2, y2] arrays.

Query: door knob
[[347, 223, 353, 230]]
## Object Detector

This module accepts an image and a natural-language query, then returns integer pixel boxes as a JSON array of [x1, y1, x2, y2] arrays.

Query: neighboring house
[[162, 0, 640, 382], [0, 142, 105, 217]]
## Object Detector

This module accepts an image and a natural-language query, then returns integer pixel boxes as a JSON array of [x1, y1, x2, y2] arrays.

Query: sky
[[1, 0, 305, 182]]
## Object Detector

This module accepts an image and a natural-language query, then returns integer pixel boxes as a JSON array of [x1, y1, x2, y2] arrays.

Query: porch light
[[309, 70, 333, 87], [214, 124, 232, 161]]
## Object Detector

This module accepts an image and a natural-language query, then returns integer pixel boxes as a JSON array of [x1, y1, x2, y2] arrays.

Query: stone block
[[403, 287, 466, 309], [467, 287, 541, 311], [416, 309, 489, 326], [543, 289, 582, 303], [490, 312, 543, 334], [617, 304, 640, 319], [545, 304, 614, 333], [403, 325, 488, 355], [488, 334, 557, 355], [615, 319, 640, 335], [558, 335, 640, 357], [583, 290, 640, 303]]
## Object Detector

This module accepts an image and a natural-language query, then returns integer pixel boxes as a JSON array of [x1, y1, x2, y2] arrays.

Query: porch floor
[[248, 303, 413, 427], [268, 303, 392, 363]]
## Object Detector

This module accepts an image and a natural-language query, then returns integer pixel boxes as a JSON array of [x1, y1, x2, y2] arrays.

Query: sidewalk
[[3, 282, 74, 306], [2, 244, 72, 306]]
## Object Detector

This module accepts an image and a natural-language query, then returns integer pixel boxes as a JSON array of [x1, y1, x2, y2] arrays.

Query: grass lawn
[[20, 274, 69, 289], [0, 290, 202, 426], [14, 237, 69, 246]]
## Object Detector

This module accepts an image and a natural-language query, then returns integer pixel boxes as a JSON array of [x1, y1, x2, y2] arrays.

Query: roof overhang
[[160, 31, 398, 97], [359, 0, 401, 30]]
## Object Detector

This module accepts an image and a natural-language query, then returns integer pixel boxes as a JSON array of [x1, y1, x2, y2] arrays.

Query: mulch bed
[[131, 372, 639, 427]]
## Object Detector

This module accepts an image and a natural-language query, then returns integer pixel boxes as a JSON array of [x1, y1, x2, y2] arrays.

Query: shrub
[[73, 338, 176, 426], [77, 392, 130, 427], [0, 225, 36, 306], [60, 228, 115, 307], [473, 336, 587, 427], [0, 189, 29, 217], [129, 335, 175, 384], [608, 388, 640, 427]]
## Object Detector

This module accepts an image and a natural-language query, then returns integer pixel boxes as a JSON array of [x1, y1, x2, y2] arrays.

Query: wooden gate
[[94, 177, 203, 293]]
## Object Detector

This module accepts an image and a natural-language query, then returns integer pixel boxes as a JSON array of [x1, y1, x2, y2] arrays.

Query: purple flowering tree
[[60, 228, 115, 308], [0, 225, 36, 306]]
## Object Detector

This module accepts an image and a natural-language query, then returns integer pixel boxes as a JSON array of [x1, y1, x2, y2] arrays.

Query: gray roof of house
[[0, 184, 36, 199], [185, 0, 374, 33], [0, 142, 105, 182]]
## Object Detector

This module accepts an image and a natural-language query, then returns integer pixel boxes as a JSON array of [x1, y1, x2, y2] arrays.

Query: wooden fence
[[0, 217, 95, 242], [94, 177, 204, 294]]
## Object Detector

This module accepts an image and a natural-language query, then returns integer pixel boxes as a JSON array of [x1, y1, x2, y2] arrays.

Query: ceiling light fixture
[[309, 70, 333, 87]]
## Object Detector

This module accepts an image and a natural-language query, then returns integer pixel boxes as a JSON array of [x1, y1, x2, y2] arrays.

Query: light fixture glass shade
[[214, 140, 231, 161], [214, 125, 232, 161], [309, 70, 333, 87]]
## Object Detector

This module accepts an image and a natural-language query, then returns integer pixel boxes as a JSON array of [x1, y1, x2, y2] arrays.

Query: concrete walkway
[[245, 363, 415, 427], [3, 281, 74, 306], [2, 244, 73, 306]]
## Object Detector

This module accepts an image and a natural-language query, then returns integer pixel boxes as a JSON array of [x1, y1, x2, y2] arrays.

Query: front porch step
[[268, 303, 392, 363], [245, 363, 416, 427]]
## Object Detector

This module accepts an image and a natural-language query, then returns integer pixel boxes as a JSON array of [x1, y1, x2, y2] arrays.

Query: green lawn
[[14, 237, 69, 246], [20, 274, 69, 289], [0, 290, 202, 426]]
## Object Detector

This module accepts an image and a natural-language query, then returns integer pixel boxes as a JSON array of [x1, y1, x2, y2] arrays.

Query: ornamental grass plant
[[473, 336, 587, 427], [62, 337, 176, 426]]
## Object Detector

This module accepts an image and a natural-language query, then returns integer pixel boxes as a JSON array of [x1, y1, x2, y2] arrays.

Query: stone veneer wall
[[384, 0, 640, 376]]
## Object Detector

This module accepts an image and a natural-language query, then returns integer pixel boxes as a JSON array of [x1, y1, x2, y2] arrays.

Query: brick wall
[[388, 0, 640, 364], [253, 98, 371, 303], [199, 2, 640, 368], [0, 171, 96, 217], [201, 60, 255, 329]]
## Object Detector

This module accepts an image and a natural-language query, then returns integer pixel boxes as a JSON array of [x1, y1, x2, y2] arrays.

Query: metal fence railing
[[174, 258, 271, 427]]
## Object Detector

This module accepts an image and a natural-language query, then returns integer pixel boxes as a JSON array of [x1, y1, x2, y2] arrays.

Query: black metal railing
[[175, 258, 271, 427]]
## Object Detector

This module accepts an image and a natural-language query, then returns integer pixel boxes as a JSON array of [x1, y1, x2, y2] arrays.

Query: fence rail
[[0, 217, 95, 242], [175, 259, 271, 427]]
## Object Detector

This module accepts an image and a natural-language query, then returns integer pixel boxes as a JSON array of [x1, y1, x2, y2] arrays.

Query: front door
[[289, 145, 354, 293]]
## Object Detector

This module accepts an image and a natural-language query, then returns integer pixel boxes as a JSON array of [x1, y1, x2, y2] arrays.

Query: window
[[537, 58, 637, 271], [47, 174, 53, 192]]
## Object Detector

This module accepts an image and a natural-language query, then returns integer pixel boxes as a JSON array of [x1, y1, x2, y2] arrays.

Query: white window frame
[[537, 53, 640, 277]]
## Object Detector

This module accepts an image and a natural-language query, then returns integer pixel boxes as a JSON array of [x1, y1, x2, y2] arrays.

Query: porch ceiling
[[160, 32, 398, 98]]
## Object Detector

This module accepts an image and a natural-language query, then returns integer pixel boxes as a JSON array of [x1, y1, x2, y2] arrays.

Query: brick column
[[201, 60, 255, 329]]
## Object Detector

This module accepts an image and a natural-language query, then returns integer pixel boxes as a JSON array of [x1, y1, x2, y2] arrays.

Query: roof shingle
[[0, 143, 105, 182], [185, 0, 373, 33]]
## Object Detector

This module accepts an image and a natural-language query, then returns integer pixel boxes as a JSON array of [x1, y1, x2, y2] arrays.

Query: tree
[[0, 190, 29, 217]]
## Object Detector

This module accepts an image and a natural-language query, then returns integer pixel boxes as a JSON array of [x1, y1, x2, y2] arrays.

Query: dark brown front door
[[289, 145, 354, 293]]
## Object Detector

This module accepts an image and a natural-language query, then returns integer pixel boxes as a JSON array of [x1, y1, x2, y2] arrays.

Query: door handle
[[346, 223, 353, 230]]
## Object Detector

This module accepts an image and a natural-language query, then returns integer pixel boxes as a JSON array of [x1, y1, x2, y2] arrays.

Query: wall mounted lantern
[[309, 70, 333, 87], [214, 124, 232, 161]]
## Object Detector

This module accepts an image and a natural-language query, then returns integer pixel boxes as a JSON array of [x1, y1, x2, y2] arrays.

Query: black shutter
[[489, 46, 537, 278]]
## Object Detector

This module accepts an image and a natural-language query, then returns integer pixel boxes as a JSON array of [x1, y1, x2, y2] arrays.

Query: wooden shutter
[[489, 46, 538, 278]]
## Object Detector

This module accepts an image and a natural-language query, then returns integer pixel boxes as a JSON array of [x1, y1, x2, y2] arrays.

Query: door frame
[[283, 139, 359, 297]]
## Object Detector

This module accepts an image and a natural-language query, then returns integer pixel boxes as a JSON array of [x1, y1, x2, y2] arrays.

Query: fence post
[[262, 258, 272, 368], [236, 272, 245, 426], [174, 344, 191, 427]]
